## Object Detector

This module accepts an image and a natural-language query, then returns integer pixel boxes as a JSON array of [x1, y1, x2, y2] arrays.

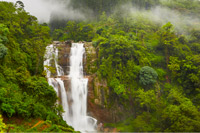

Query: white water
[[44, 44, 69, 118], [68, 43, 97, 131], [44, 43, 97, 132]]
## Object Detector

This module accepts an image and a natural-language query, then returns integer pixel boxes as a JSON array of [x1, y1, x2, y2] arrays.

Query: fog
[[1, 0, 86, 22], [150, 6, 200, 33], [120, 3, 200, 33]]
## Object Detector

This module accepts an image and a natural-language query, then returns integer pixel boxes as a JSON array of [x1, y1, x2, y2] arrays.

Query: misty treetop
[[50, 0, 200, 34]]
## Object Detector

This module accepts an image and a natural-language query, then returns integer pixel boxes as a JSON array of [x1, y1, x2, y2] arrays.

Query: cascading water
[[44, 44, 69, 118], [44, 43, 97, 132], [68, 43, 97, 131]]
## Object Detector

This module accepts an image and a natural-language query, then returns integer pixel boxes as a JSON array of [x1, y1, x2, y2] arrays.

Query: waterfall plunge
[[44, 43, 97, 132]]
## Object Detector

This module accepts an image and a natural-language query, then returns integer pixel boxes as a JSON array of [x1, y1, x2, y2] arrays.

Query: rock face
[[84, 42, 97, 75], [57, 42, 71, 75], [87, 75, 114, 123]]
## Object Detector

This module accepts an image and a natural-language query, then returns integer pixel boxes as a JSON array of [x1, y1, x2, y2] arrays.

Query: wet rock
[[53, 41, 60, 45], [65, 40, 72, 46], [57, 43, 71, 75], [84, 42, 97, 75]]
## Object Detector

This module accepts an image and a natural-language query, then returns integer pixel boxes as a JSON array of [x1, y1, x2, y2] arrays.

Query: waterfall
[[44, 44, 69, 119], [44, 43, 97, 132], [68, 43, 97, 131]]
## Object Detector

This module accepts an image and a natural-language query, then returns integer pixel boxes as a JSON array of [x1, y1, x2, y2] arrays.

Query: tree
[[136, 89, 157, 112], [0, 24, 9, 44], [15, 1, 24, 10], [162, 88, 200, 132], [110, 77, 128, 99], [159, 22, 178, 69], [139, 66, 158, 86]]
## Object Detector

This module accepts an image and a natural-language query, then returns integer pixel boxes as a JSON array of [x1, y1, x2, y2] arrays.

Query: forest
[[0, 0, 200, 132]]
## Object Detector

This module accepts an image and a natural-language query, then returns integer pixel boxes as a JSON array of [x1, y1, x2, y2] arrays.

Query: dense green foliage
[[0, 2, 74, 132], [52, 21, 94, 42]]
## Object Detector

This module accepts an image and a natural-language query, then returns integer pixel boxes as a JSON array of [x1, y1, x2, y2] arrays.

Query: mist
[[151, 6, 200, 33], [119, 3, 200, 34], [1, 0, 86, 22]]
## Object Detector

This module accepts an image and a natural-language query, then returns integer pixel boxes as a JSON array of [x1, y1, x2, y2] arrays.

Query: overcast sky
[[0, 0, 64, 22]]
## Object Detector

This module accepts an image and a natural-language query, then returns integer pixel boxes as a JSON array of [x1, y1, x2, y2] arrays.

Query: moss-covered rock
[[93, 77, 109, 107], [57, 42, 71, 75], [84, 42, 98, 75]]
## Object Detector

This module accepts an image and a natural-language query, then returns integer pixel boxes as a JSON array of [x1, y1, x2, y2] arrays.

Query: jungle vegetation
[[0, 0, 200, 132]]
